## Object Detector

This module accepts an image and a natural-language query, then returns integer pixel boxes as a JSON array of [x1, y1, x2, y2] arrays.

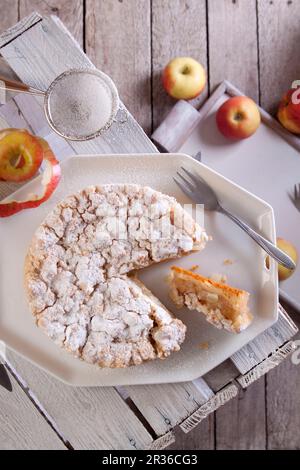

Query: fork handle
[[220, 206, 296, 270]]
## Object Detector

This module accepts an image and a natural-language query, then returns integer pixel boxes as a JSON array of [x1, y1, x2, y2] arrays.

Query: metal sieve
[[0, 68, 119, 141]]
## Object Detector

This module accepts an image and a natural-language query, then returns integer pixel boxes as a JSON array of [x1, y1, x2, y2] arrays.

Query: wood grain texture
[[237, 341, 297, 389], [168, 416, 215, 450], [266, 311, 300, 449], [151, 0, 208, 130], [126, 380, 213, 436], [231, 307, 298, 374], [0, 0, 18, 32], [266, 347, 300, 449], [203, 359, 239, 392], [86, 0, 151, 133], [180, 384, 238, 433], [208, 0, 259, 100], [7, 351, 153, 450], [0, 366, 66, 450], [19, 0, 84, 47], [216, 379, 266, 450], [258, 0, 300, 114]]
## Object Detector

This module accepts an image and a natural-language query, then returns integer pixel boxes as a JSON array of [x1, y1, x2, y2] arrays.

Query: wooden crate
[[0, 13, 298, 450]]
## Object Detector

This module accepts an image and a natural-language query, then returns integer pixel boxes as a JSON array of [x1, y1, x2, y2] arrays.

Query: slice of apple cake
[[169, 266, 252, 333]]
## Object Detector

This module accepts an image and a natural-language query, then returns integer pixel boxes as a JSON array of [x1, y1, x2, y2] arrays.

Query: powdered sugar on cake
[[25, 184, 207, 368]]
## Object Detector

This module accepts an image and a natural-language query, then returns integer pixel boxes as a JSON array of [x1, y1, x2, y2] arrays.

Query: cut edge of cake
[[168, 266, 253, 334]]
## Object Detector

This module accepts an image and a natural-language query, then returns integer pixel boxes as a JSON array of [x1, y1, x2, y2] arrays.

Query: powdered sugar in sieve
[[44, 69, 119, 141]]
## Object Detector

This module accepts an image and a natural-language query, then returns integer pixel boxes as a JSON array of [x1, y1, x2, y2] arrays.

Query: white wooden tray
[[152, 81, 300, 311], [0, 154, 277, 386]]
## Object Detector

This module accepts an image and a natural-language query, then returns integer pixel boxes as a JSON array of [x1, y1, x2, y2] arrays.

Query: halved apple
[[0, 129, 43, 182], [0, 135, 61, 217]]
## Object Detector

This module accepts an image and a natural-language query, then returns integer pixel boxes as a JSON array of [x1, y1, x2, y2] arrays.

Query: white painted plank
[[0, 11, 42, 48], [180, 384, 238, 434], [125, 380, 214, 436], [0, 97, 31, 130], [0, 14, 156, 155], [13, 94, 50, 136], [0, 365, 66, 450], [7, 351, 153, 450], [231, 306, 298, 374], [237, 341, 297, 389]]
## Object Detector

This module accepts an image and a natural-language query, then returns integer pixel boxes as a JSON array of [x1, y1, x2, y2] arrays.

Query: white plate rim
[[0, 152, 278, 386]]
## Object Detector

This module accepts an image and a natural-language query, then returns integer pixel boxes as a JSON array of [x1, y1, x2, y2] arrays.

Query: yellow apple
[[216, 96, 261, 140], [277, 238, 298, 281], [162, 57, 206, 100]]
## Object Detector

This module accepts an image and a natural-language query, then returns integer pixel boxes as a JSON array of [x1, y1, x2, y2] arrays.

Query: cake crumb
[[210, 273, 227, 284], [199, 341, 209, 350], [189, 265, 199, 272], [223, 258, 233, 265]]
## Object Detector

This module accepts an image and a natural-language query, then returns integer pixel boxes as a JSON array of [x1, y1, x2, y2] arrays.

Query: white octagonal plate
[[0, 154, 278, 386]]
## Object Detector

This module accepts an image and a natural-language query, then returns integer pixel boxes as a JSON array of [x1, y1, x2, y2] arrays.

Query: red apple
[[277, 87, 300, 134], [162, 57, 206, 100], [216, 96, 261, 140]]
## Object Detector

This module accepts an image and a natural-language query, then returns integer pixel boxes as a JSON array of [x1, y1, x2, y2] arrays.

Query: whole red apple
[[162, 57, 206, 100], [277, 87, 300, 134], [216, 96, 261, 140]]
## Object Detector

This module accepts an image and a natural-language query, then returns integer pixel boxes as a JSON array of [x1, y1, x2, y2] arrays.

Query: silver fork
[[292, 183, 300, 212], [174, 167, 296, 270]]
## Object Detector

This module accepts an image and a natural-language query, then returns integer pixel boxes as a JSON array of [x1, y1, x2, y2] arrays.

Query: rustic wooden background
[[1, 0, 300, 450]]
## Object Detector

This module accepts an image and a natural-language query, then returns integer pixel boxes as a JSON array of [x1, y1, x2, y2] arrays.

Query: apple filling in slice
[[169, 266, 253, 334]]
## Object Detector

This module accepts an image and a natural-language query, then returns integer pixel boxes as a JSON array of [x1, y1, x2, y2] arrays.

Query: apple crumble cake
[[169, 266, 252, 333], [25, 184, 208, 367]]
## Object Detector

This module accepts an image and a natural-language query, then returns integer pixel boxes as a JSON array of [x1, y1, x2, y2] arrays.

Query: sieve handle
[[0, 75, 45, 96]]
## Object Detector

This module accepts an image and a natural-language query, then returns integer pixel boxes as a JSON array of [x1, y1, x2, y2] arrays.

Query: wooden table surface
[[1, 0, 300, 450]]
